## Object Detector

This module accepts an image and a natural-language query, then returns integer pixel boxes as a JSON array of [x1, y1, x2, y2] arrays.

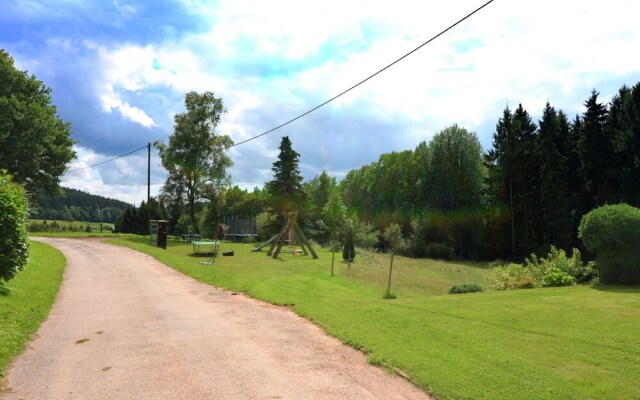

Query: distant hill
[[30, 187, 131, 223]]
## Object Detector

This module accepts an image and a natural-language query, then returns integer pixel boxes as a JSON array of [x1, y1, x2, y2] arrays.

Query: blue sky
[[2, 0, 639, 204]]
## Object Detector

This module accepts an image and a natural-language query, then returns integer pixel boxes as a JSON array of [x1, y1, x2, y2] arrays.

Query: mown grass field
[[110, 237, 640, 400], [0, 241, 66, 382]]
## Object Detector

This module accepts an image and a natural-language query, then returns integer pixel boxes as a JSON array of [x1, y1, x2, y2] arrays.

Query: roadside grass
[[110, 237, 640, 400], [27, 219, 115, 236], [0, 241, 66, 381]]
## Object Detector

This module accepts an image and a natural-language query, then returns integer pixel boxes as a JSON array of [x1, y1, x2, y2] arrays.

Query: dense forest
[[31, 187, 130, 223], [117, 81, 640, 261], [337, 82, 640, 259]]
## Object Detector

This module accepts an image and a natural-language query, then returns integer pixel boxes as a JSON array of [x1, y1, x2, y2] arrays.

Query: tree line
[[120, 82, 640, 263], [332, 83, 640, 260], [31, 187, 130, 223]]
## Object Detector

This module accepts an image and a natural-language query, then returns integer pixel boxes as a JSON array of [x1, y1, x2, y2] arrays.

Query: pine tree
[[487, 106, 518, 257], [606, 85, 638, 205], [579, 90, 611, 208], [266, 136, 306, 214], [537, 102, 572, 248]]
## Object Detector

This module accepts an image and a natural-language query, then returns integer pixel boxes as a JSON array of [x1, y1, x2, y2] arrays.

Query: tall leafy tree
[[304, 171, 337, 243], [0, 49, 76, 193], [340, 166, 369, 218], [413, 141, 431, 207], [155, 91, 233, 234], [266, 136, 306, 214], [429, 124, 486, 211], [322, 188, 347, 240], [305, 170, 336, 221], [427, 125, 485, 257]]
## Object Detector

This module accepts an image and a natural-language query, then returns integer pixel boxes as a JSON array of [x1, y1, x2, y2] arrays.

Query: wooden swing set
[[252, 211, 318, 259]]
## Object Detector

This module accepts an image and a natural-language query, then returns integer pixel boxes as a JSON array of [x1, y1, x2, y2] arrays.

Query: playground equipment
[[221, 216, 258, 241], [253, 211, 318, 259]]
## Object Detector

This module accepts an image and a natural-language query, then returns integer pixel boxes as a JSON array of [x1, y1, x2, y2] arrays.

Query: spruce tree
[[537, 102, 571, 248], [266, 136, 306, 213], [579, 90, 611, 208]]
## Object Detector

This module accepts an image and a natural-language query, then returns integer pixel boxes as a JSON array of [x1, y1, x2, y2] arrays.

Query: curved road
[[2, 238, 430, 399]]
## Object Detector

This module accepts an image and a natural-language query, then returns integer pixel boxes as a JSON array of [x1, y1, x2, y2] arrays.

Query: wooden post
[[385, 252, 395, 298], [331, 251, 335, 277]]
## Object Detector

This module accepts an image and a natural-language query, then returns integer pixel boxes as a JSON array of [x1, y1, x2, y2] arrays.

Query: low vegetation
[[492, 246, 596, 290], [27, 219, 114, 234], [449, 282, 484, 294], [110, 237, 640, 399], [0, 241, 66, 380]]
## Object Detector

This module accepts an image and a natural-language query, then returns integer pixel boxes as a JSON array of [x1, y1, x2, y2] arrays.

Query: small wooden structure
[[255, 211, 318, 259]]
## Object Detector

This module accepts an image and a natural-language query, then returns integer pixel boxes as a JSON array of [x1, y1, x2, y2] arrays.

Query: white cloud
[[26, 0, 640, 202], [62, 145, 163, 204], [100, 83, 157, 128]]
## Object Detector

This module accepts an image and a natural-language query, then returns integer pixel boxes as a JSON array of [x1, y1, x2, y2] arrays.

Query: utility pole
[[148, 143, 151, 245]]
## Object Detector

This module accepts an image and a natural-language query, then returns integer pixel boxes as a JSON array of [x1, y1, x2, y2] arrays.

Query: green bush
[[541, 267, 576, 287], [0, 171, 30, 282], [493, 246, 595, 290], [449, 283, 484, 294], [426, 242, 454, 260], [579, 203, 640, 285], [492, 263, 537, 290], [525, 246, 596, 284]]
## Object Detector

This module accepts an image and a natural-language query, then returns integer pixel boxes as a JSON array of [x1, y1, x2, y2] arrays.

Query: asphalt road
[[2, 238, 430, 400]]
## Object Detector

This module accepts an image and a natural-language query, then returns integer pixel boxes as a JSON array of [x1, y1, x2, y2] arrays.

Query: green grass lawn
[[110, 237, 640, 400], [0, 241, 66, 382]]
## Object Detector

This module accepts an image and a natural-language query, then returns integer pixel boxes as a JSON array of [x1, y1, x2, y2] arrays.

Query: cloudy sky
[[2, 0, 639, 204]]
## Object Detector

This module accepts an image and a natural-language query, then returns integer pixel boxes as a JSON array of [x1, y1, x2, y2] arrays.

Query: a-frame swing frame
[[265, 211, 318, 259]]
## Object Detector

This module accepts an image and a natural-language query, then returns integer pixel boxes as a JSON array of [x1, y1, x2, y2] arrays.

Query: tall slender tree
[[537, 102, 572, 247], [487, 106, 518, 257], [578, 90, 611, 209], [155, 91, 233, 234]]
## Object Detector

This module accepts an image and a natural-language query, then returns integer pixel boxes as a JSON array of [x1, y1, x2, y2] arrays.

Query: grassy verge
[[0, 241, 66, 381], [110, 238, 640, 400]]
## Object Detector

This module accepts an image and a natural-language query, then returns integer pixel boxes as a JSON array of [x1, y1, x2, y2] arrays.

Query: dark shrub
[[579, 204, 640, 285], [342, 226, 355, 261], [449, 283, 484, 294]]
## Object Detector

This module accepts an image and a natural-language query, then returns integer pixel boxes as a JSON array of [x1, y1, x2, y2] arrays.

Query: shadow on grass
[[0, 284, 10, 296], [593, 283, 640, 294]]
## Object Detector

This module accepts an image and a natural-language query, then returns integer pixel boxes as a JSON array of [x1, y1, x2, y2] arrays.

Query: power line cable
[[65, 0, 494, 173], [66, 144, 149, 173], [226, 0, 495, 149]]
